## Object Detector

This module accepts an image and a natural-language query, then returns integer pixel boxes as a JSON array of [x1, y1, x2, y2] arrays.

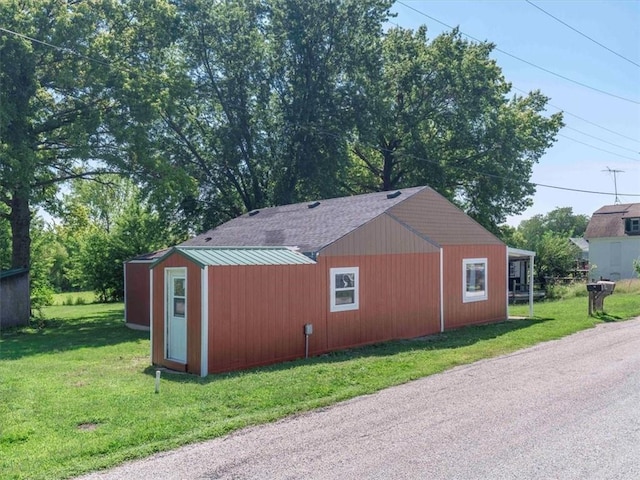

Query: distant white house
[[584, 203, 640, 281]]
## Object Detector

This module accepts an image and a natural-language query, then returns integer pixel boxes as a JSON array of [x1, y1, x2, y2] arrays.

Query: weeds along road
[[80, 317, 640, 480]]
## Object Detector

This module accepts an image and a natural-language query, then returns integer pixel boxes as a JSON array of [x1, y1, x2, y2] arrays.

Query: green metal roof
[[152, 246, 316, 268], [0, 268, 29, 279]]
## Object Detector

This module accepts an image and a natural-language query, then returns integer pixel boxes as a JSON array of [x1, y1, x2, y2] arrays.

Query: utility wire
[[0, 26, 110, 67], [563, 126, 639, 154], [5, 17, 638, 147], [557, 133, 640, 162], [306, 125, 640, 197], [395, 1, 640, 105], [525, 0, 640, 68], [512, 87, 640, 144], [533, 182, 639, 197]]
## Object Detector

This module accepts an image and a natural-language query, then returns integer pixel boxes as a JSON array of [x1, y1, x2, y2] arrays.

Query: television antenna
[[603, 167, 624, 204]]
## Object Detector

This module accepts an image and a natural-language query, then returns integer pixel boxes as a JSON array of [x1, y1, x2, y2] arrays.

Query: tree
[[509, 207, 589, 288], [0, 213, 10, 270], [159, 0, 392, 233], [60, 178, 175, 301], [347, 27, 564, 232], [0, 1, 179, 308], [267, 0, 392, 205]]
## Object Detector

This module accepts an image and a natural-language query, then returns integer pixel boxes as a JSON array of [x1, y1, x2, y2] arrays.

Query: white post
[[201, 266, 209, 377], [439, 248, 444, 332]]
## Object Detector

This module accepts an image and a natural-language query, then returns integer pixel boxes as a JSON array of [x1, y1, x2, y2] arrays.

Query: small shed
[[0, 268, 30, 329], [148, 186, 509, 375], [123, 249, 168, 330]]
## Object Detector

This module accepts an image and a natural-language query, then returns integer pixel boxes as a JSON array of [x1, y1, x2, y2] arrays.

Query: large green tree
[[0, 0, 178, 271], [347, 27, 564, 232], [160, 0, 392, 232]]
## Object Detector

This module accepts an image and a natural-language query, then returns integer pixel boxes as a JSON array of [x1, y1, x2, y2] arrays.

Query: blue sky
[[392, 0, 640, 226]]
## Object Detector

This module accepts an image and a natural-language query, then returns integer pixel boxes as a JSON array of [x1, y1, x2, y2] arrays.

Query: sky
[[391, 0, 640, 226]]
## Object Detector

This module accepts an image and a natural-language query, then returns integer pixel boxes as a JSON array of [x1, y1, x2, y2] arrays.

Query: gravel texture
[[79, 317, 640, 480]]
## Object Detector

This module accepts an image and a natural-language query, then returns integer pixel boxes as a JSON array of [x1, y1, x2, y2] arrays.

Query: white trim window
[[463, 258, 488, 303], [330, 267, 359, 312]]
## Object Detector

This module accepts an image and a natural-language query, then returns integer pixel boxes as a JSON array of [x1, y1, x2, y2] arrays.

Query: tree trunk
[[9, 192, 31, 269]]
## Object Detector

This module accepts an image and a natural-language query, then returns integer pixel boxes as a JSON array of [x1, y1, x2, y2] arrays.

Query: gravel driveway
[[79, 317, 640, 479]]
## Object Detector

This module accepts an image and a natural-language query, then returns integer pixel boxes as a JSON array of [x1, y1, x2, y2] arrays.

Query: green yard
[[1, 288, 639, 480]]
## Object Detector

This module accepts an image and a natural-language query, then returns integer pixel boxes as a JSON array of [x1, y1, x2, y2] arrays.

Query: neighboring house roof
[[151, 246, 317, 268], [570, 237, 589, 252], [181, 186, 502, 253], [585, 203, 640, 239], [127, 248, 171, 263], [0, 268, 29, 280]]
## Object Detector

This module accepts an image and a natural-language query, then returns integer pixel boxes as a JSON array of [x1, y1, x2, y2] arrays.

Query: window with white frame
[[463, 258, 488, 303], [330, 267, 359, 312]]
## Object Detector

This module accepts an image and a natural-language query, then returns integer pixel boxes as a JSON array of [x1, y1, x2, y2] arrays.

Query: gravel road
[[79, 317, 640, 480]]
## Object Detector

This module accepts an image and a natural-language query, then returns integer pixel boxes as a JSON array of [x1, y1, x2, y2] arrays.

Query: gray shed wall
[[0, 272, 30, 328]]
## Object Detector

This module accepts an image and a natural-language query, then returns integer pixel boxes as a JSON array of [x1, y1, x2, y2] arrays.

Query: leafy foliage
[[507, 207, 589, 288], [59, 178, 175, 302], [347, 27, 563, 232], [2, 0, 564, 302]]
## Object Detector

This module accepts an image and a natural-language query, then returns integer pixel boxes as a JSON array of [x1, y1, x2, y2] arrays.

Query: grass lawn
[[1, 290, 639, 479]]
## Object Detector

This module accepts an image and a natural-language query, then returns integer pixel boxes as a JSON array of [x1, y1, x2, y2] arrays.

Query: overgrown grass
[[51, 291, 96, 306], [1, 292, 639, 480], [543, 278, 640, 301]]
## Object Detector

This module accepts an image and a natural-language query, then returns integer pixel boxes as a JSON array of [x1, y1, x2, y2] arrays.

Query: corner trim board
[[201, 266, 209, 377]]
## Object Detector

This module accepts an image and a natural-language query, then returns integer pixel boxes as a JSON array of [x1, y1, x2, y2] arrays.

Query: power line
[[533, 182, 639, 197], [512, 87, 640, 144], [563, 126, 639, 155], [5, 16, 638, 148], [5, 19, 638, 199], [307, 125, 640, 198], [557, 134, 640, 162], [525, 0, 640, 68], [0, 26, 110, 67], [395, 1, 640, 105]]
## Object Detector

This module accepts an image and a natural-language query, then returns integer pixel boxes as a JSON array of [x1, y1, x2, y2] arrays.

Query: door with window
[[165, 268, 187, 363]]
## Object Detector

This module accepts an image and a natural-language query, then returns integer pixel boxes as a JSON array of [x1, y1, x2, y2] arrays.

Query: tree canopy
[[1, 0, 565, 304], [506, 207, 590, 288]]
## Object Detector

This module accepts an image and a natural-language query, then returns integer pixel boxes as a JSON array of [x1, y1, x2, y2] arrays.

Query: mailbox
[[586, 283, 602, 292], [598, 281, 616, 293], [587, 281, 616, 315]]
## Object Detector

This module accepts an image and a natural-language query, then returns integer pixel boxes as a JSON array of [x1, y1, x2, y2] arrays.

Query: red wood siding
[[320, 253, 441, 350], [151, 255, 202, 375], [207, 263, 321, 373], [442, 245, 507, 329], [205, 252, 441, 374], [151, 246, 507, 375], [124, 262, 151, 327]]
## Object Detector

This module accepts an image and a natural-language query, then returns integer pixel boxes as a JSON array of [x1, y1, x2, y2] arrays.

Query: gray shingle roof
[[181, 187, 427, 253], [585, 203, 640, 238]]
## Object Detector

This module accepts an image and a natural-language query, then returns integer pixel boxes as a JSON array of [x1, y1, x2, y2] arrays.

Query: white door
[[166, 268, 187, 363]]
